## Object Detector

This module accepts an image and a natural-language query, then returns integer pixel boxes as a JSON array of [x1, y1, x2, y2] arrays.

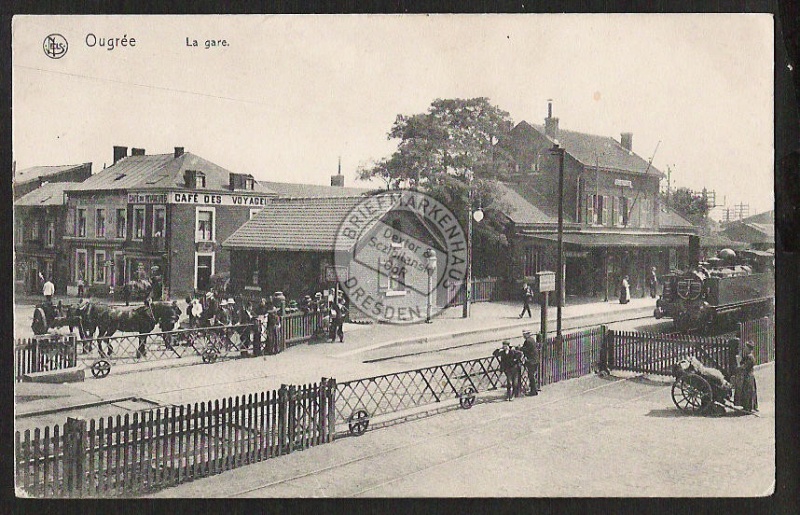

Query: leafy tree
[[662, 187, 709, 225], [358, 98, 515, 275]]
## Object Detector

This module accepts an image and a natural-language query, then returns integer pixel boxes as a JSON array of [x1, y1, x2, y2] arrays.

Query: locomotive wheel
[[459, 386, 477, 409], [672, 374, 713, 414], [202, 348, 218, 364], [348, 409, 370, 436], [91, 360, 111, 379]]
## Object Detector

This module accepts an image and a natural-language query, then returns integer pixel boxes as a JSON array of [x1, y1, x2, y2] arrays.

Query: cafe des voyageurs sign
[[128, 191, 273, 207]]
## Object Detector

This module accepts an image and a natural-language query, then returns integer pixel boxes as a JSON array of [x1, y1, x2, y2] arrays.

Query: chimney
[[113, 146, 128, 164], [174, 147, 184, 159], [544, 100, 559, 140], [620, 133, 633, 152], [331, 157, 344, 187], [131, 148, 146, 156]]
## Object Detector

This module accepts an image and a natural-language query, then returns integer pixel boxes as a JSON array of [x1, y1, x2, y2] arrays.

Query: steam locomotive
[[654, 248, 775, 333]]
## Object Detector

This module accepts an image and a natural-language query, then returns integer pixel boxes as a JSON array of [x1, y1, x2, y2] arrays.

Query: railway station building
[[492, 104, 698, 302], [62, 146, 278, 300]]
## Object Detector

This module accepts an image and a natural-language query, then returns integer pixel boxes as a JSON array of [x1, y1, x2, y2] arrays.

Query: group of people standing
[[493, 330, 542, 401]]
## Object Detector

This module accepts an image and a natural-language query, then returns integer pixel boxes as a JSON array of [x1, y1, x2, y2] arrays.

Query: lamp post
[[551, 141, 566, 342], [462, 170, 484, 319], [424, 248, 437, 323]]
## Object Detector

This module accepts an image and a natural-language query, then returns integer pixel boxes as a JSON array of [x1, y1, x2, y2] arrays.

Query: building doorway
[[195, 253, 213, 292]]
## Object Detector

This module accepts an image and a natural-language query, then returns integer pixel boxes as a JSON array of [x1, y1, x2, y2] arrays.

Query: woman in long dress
[[619, 275, 631, 304], [734, 341, 758, 411]]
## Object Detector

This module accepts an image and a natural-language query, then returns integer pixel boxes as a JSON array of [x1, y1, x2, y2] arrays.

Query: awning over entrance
[[521, 232, 692, 248]]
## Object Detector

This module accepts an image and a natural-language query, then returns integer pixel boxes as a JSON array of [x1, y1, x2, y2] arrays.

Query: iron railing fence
[[442, 277, 500, 307], [335, 326, 606, 434]]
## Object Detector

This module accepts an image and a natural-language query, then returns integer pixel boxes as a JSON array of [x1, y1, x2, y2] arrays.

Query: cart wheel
[[91, 360, 111, 379], [459, 386, 477, 409], [348, 409, 370, 436], [672, 373, 713, 414], [202, 348, 218, 364]]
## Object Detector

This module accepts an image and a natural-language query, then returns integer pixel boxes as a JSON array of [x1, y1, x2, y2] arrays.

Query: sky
[[12, 15, 774, 218]]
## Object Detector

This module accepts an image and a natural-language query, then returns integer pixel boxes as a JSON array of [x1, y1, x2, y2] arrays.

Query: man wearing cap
[[734, 341, 758, 412], [521, 331, 541, 396], [493, 341, 524, 401]]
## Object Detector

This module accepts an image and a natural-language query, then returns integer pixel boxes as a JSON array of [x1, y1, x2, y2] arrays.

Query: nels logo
[[43, 34, 68, 59]]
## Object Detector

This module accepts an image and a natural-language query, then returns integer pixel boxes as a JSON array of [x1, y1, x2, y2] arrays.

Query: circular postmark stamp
[[334, 190, 467, 325], [43, 34, 68, 59]]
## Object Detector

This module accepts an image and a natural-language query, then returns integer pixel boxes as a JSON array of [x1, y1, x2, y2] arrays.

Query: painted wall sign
[[169, 192, 272, 206], [128, 193, 168, 204], [127, 191, 273, 206]]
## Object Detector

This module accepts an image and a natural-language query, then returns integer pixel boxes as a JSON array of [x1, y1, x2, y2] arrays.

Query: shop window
[[134, 206, 145, 240], [379, 257, 406, 295], [94, 250, 106, 283], [75, 249, 87, 282], [196, 208, 215, 242], [77, 208, 87, 237], [95, 208, 106, 238], [46, 222, 55, 247], [602, 196, 611, 226], [116, 208, 127, 238], [153, 207, 166, 238]]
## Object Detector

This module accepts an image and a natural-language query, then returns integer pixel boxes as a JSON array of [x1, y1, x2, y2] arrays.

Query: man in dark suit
[[519, 283, 534, 318], [521, 330, 542, 396], [493, 341, 524, 401]]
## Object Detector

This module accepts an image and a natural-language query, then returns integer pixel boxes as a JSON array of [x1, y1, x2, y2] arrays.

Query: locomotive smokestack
[[688, 235, 701, 267]]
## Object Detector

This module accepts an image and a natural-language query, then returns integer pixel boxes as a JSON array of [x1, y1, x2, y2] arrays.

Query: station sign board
[[614, 179, 633, 188], [536, 271, 556, 292], [325, 265, 349, 282]]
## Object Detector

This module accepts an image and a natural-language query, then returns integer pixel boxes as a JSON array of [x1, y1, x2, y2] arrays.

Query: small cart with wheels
[[670, 355, 754, 416]]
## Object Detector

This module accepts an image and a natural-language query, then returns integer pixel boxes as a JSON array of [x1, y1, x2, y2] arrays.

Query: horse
[[150, 301, 183, 349], [121, 279, 152, 305], [92, 302, 157, 358]]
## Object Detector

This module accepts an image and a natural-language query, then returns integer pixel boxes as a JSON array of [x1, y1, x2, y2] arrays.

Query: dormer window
[[196, 172, 206, 188], [244, 176, 254, 190]]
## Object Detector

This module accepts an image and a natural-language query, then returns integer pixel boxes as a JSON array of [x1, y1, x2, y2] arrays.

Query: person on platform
[[647, 267, 658, 298], [40, 273, 55, 304], [521, 330, 542, 396], [734, 341, 759, 412], [329, 299, 348, 343], [266, 304, 283, 354], [619, 275, 631, 304], [493, 341, 524, 401], [77, 274, 85, 298], [519, 282, 534, 319]]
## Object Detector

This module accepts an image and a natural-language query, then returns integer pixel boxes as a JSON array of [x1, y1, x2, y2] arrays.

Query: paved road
[[149, 363, 774, 498]]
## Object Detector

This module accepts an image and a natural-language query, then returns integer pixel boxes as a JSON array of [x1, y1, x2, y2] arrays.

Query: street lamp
[[463, 170, 484, 318], [424, 248, 437, 323], [550, 141, 566, 342]]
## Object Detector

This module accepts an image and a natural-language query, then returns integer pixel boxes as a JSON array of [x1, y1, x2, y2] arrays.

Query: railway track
[[223, 372, 665, 498]]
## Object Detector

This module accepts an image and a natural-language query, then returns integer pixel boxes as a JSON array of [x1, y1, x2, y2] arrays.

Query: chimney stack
[[620, 133, 633, 152], [131, 148, 146, 156], [331, 157, 345, 187], [113, 146, 128, 164], [174, 147, 184, 159], [544, 100, 559, 140]]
